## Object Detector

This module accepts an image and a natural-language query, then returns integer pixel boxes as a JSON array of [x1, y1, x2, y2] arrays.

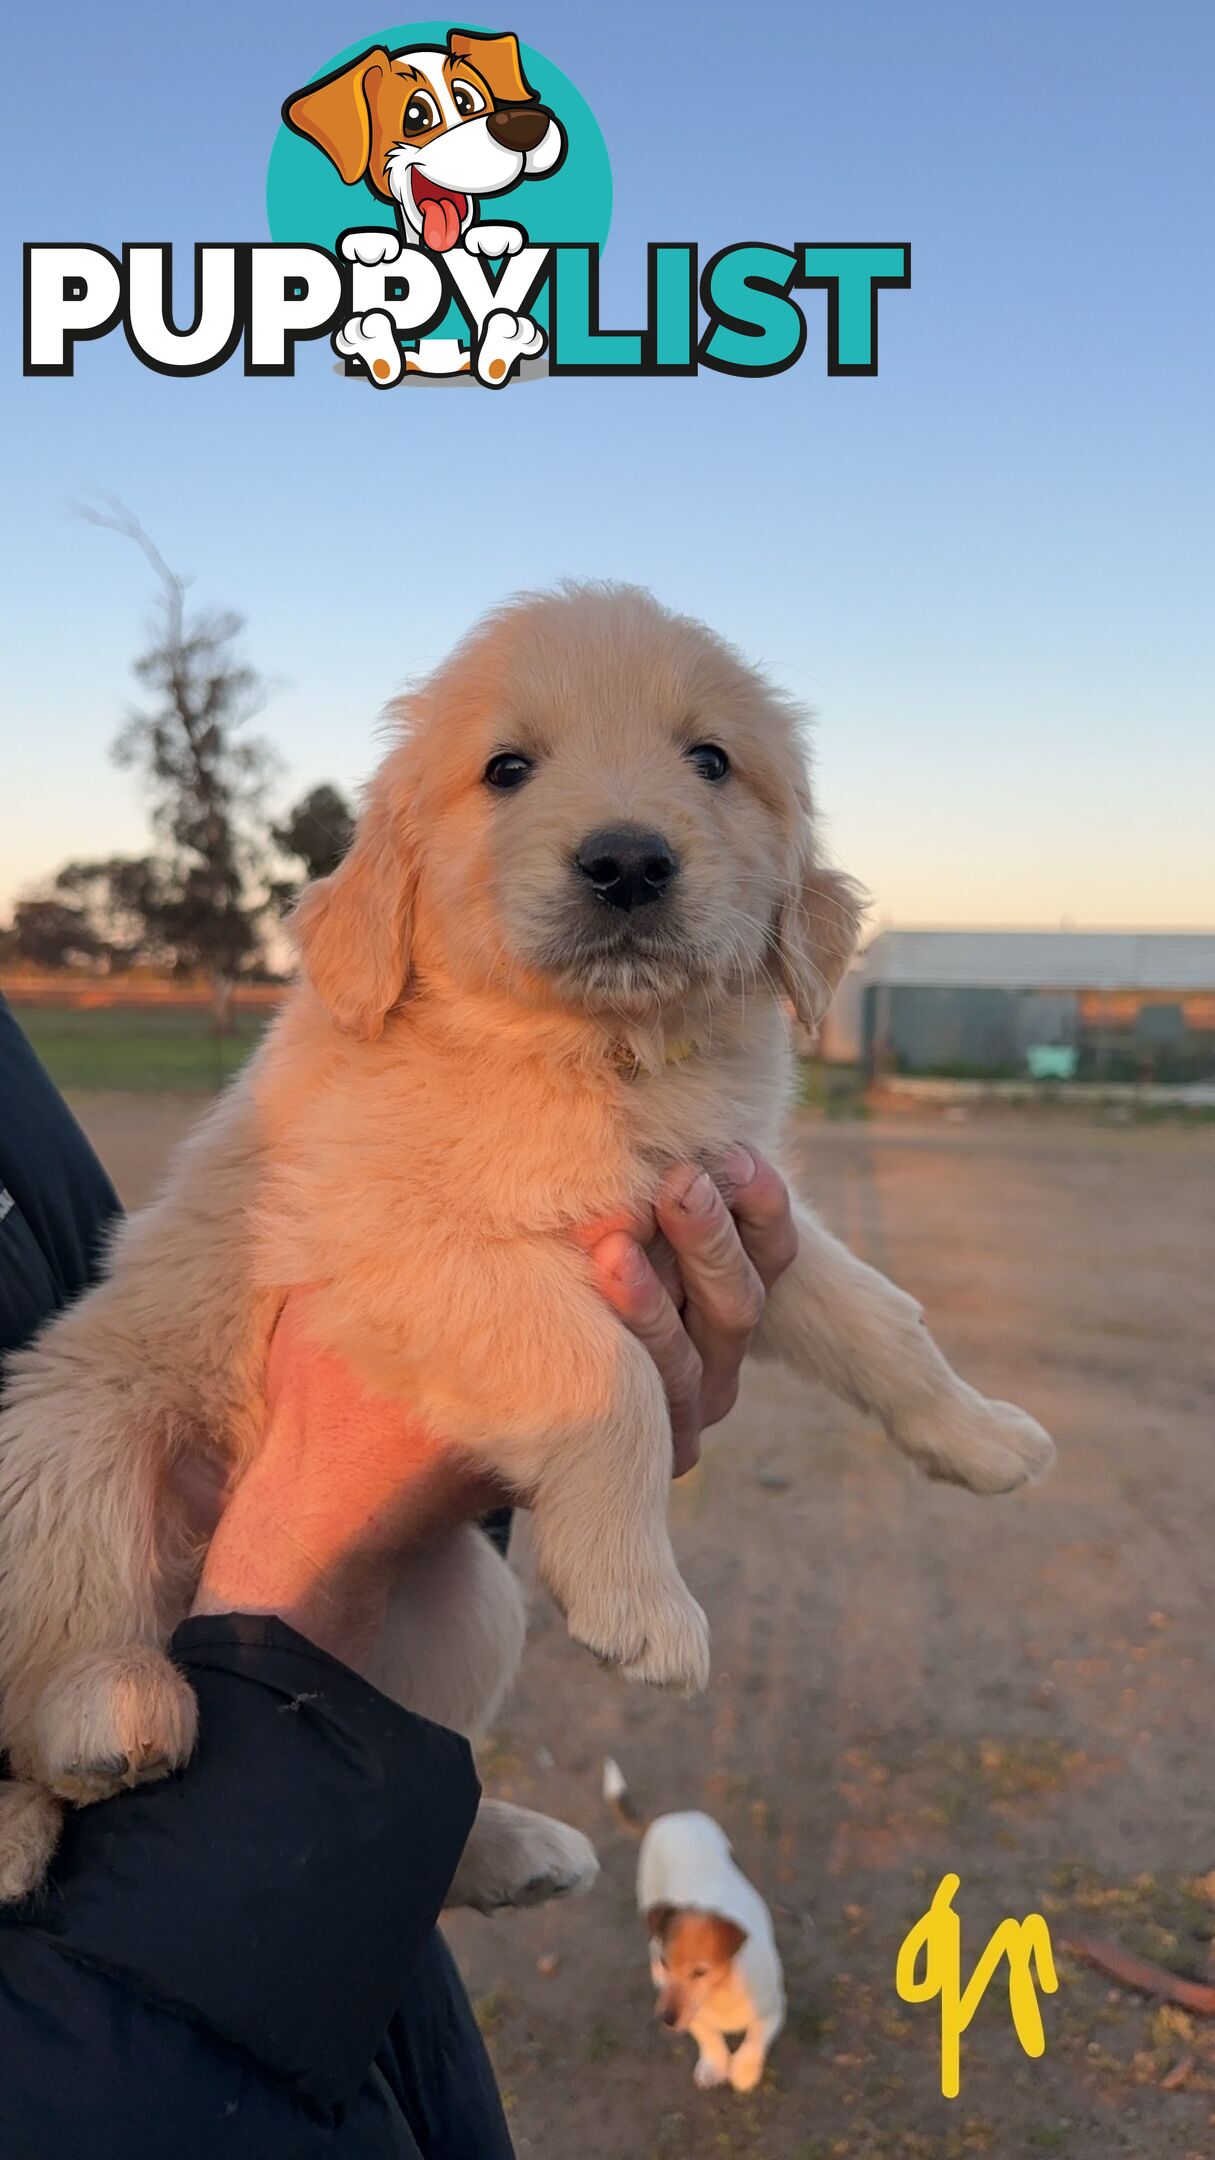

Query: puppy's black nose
[[660, 2006, 680, 2029], [486, 105, 551, 153], [574, 826, 679, 912]]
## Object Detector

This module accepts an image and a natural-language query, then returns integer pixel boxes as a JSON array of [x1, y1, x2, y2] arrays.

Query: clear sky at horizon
[[3, 0, 1212, 928]]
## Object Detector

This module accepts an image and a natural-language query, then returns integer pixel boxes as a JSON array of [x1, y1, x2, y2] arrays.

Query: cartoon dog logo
[[284, 28, 565, 387]]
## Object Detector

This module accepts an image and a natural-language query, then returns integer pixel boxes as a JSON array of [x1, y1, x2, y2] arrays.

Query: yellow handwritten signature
[[896, 1873, 1058, 2098]]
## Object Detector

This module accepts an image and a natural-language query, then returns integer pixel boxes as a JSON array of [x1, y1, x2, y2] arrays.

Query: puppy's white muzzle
[[387, 113, 565, 245]]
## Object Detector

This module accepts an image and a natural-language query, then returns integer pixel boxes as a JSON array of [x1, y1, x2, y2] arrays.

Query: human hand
[[585, 1147, 798, 1476], [192, 1148, 797, 1662]]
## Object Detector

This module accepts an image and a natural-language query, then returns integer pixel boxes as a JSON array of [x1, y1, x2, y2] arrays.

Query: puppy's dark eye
[[687, 743, 730, 783], [451, 79, 486, 118], [691, 1964, 709, 1979], [403, 91, 440, 136], [484, 752, 533, 791]]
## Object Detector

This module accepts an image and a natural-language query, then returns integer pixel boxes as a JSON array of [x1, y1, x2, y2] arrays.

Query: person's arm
[[0, 1615, 485, 2159], [1, 1616, 481, 2142], [0, 1124, 795, 2157], [1, 1308, 493, 2152]]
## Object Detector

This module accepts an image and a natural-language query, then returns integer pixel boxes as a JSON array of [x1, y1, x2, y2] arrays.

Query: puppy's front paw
[[463, 223, 525, 258], [340, 228, 403, 267], [729, 2049, 767, 2094], [694, 2053, 729, 2090], [34, 1648, 198, 1805], [568, 1576, 710, 1694], [0, 1782, 62, 1902], [893, 1386, 1055, 1495], [622, 1580, 711, 1693]]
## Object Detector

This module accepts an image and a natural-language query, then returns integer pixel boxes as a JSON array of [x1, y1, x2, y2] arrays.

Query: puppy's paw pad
[[475, 308, 545, 386], [333, 309, 403, 386], [694, 2056, 729, 2090], [340, 229, 403, 267], [35, 1650, 197, 1806], [896, 1389, 1055, 1495], [0, 1783, 62, 1903]]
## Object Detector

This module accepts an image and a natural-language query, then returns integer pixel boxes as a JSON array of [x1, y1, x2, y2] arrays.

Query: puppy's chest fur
[[699, 1963, 759, 2040], [260, 993, 794, 1262]]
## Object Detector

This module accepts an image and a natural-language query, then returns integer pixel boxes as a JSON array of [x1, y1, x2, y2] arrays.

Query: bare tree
[[78, 499, 281, 1031]]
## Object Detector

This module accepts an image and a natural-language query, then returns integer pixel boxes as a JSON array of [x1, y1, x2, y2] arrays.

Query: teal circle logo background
[[266, 22, 612, 258]]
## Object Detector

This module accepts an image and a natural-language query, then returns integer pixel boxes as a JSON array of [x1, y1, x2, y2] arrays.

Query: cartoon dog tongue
[[420, 194, 463, 251]]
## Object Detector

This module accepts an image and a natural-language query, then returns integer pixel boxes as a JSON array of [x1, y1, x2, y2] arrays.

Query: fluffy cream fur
[[0, 585, 1053, 1902]]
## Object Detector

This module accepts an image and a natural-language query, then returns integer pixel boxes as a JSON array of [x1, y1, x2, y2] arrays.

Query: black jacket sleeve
[[0, 994, 120, 1361], [0, 1002, 513, 2158], [0, 1616, 506, 2160]]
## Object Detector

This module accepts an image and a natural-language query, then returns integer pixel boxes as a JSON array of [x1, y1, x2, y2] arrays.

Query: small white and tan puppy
[[639, 1807, 785, 2094], [286, 30, 563, 386]]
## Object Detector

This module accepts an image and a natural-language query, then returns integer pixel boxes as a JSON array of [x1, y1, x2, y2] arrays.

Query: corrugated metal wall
[[859, 984, 1215, 1079]]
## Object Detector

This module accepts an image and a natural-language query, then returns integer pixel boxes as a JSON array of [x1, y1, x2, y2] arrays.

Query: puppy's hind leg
[[446, 1799, 598, 1914], [754, 1203, 1054, 1494], [0, 1782, 63, 1904], [368, 1524, 527, 1740], [370, 1531, 598, 1914], [0, 1352, 198, 1819]]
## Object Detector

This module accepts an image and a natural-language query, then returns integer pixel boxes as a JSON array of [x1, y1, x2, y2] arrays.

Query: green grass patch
[[471, 1984, 516, 2038], [797, 1059, 870, 1118], [585, 2018, 622, 2063], [1052, 1863, 1215, 1982], [10, 1002, 268, 1093]]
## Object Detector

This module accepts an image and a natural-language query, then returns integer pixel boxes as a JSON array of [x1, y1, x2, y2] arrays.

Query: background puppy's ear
[[291, 771, 419, 1039], [708, 1916, 749, 1962], [284, 48, 390, 184], [645, 1903, 676, 1941], [773, 851, 868, 1032], [448, 28, 538, 104]]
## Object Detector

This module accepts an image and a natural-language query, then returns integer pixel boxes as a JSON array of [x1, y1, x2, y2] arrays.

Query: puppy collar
[[608, 1036, 696, 1082]]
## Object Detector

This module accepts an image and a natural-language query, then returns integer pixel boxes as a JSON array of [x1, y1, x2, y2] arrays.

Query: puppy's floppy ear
[[773, 843, 867, 1031], [708, 1916, 749, 1962], [284, 48, 390, 185], [291, 767, 419, 1039], [448, 28, 538, 104], [645, 1904, 676, 1941]]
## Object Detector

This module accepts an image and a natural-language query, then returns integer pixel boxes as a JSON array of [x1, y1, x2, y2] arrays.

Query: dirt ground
[[74, 1095, 1215, 2160]]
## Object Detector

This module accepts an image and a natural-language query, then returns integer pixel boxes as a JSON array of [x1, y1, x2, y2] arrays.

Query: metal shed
[[821, 930, 1215, 1081]]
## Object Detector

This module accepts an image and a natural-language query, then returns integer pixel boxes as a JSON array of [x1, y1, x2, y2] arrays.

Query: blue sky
[[4, 0, 1212, 926]]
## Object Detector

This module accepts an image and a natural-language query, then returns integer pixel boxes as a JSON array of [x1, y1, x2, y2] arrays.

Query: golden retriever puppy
[[0, 585, 1054, 1902]]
